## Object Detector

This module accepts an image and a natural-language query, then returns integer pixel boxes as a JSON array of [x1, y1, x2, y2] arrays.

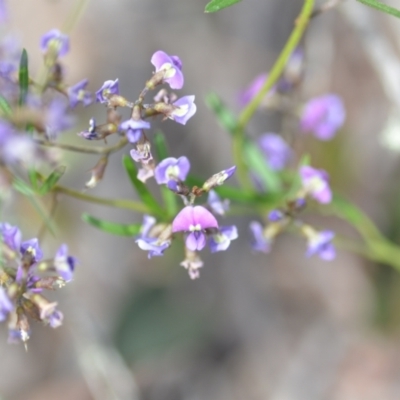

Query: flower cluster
[[136, 159, 238, 279], [250, 165, 335, 260], [0, 223, 76, 344]]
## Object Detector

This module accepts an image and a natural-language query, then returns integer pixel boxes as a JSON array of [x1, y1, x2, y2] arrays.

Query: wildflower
[[0, 222, 21, 251], [20, 238, 43, 263], [68, 79, 93, 108], [96, 79, 119, 104], [45, 98, 75, 140], [172, 206, 218, 251], [268, 209, 284, 221], [209, 226, 238, 253], [202, 166, 236, 191], [136, 216, 171, 258], [40, 29, 69, 57], [170, 96, 196, 125], [249, 221, 271, 253], [154, 156, 190, 185], [0, 287, 13, 322], [207, 190, 229, 216], [119, 118, 150, 143], [299, 165, 332, 204], [258, 133, 291, 170], [303, 227, 336, 260], [54, 244, 77, 282], [239, 73, 270, 107], [150, 50, 184, 90], [300, 94, 345, 140]]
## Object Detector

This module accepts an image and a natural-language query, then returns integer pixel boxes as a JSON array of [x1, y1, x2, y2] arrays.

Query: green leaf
[[13, 177, 36, 196], [153, 132, 178, 216], [205, 0, 242, 13], [0, 96, 12, 117], [122, 155, 162, 216], [18, 49, 29, 106], [357, 0, 400, 19], [205, 92, 237, 134], [82, 213, 141, 236], [28, 169, 41, 191], [244, 142, 282, 193], [39, 166, 66, 195]]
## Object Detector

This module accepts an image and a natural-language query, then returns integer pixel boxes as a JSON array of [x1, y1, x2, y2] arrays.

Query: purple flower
[[96, 79, 119, 104], [20, 238, 43, 262], [0, 222, 21, 251], [154, 156, 190, 184], [54, 244, 76, 282], [300, 94, 345, 140], [45, 98, 75, 140], [207, 190, 229, 216], [268, 209, 284, 221], [136, 216, 171, 258], [119, 119, 150, 143], [40, 29, 69, 57], [2, 135, 37, 165], [249, 221, 271, 253], [299, 166, 332, 204], [172, 206, 219, 252], [306, 230, 336, 261], [0, 287, 13, 321], [170, 96, 196, 125], [151, 50, 184, 90], [209, 225, 238, 253], [258, 133, 291, 170], [68, 79, 92, 108], [47, 309, 63, 328], [130, 143, 153, 164]]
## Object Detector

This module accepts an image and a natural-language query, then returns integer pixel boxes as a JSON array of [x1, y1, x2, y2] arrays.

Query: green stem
[[356, 0, 400, 19], [36, 137, 128, 155], [55, 185, 150, 214], [232, 0, 315, 189]]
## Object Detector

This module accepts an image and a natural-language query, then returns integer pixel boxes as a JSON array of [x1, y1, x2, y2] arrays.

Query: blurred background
[[3, 0, 400, 399]]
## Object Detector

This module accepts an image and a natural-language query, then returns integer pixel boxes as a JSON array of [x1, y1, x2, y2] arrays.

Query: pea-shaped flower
[[151, 50, 184, 90], [299, 166, 332, 204], [172, 206, 218, 251]]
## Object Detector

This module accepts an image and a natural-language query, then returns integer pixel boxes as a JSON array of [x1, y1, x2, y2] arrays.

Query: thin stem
[[55, 185, 150, 214], [62, 0, 91, 35], [35, 136, 128, 155], [232, 0, 315, 189]]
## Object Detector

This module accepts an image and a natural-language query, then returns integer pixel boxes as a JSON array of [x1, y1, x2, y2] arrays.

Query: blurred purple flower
[[68, 79, 92, 108], [40, 29, 69, 57], [170, 95, 196, 125], [249, 221, 271, 253], [54, 244, 76, 282], [154, 156, 190, 184], [151, 50, 184, 90], [268, 209, 284, 222], [306, 230, 336, 260], [203, 166, 236, 191], [0, 287, 13, 321], [181, 253, 203, 280], [300, 94, 345, 140], [0, 0, 7, 23], [209, 225, 238, 253], [207, 190, 229, 216], [119, 118, 150, 144], [136, 215, 171, 258], [46, 98, 75, 140], [299, 165, 332, 204], [0, 222, 21, 251], [239, 73, 269, 107], [20, 238, 43, 262], [172, 206, 218, 252], [96, 79, 119, 104], [258, 133, 292, 170]]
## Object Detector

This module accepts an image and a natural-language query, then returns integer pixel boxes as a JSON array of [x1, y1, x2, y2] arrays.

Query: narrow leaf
[[0, 96, 12, 116], [205, 0, 242, 13], [82, 213, 141, 236], [205, 92, 237, 134], [18, 49, 29, 106], [244, 142, 282, 193], [357, 0, 400, 19], [122, 155, 162, 216], [39, 166, 66, 195]]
